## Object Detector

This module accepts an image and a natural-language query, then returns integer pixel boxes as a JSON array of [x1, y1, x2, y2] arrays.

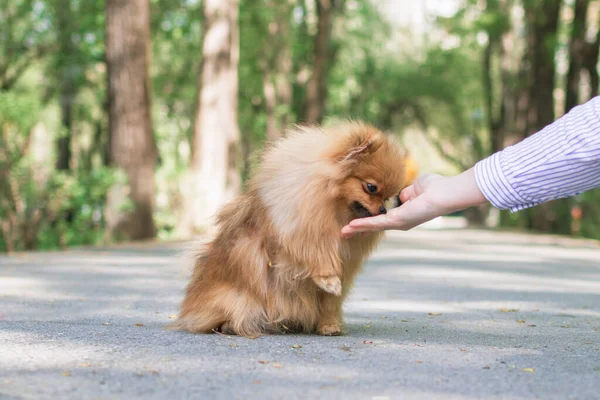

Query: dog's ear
[[339, 133, 383, 163]]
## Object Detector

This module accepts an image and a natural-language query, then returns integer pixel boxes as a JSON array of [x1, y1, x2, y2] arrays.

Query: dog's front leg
[[317, 290, 343, 335], [308, 242, 343, 296]]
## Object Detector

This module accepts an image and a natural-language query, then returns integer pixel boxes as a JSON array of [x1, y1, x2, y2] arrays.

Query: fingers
[[341, 214, 390, 239], [399, 174, 434, 202], [399, 185, 416, 203]]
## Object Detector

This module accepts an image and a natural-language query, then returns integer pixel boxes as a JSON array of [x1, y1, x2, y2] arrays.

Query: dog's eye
[[366, 183, 378, 193]]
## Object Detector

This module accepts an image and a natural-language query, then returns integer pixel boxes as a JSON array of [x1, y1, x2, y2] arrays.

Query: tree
[[105, 0, 157, 240], [304, 0, 345, 124], [582, 7, 600, 98], [260, 0, 294, 141], [187, 0, 241, 232], [55, 0, 76, 171], [565, 0, 589, 113], [523, 0, 561, 138], [522, 0, 569, 233], [479, 0, 513, 154]]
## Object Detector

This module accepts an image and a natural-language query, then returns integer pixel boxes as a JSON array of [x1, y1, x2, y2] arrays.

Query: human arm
[[475, 96, 600, 211], [341, 96, 600, 237]]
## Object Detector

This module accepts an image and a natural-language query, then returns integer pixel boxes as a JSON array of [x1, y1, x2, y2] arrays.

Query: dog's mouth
[[350, 201, 372, 218]]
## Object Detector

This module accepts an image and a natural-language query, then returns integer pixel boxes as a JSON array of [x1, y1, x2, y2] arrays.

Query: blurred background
[[1, 0, 599, 253]]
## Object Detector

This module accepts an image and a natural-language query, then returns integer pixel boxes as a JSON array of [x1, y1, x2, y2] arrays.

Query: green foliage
[[36, 167, 126, 249], [574, 190, 600, 240], [328, 6, 486, 169], [0, 91, 123, 252]]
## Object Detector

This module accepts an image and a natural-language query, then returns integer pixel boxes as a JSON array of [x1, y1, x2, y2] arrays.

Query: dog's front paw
[[312, 275, 342, 296], [317, 324, 343, 336]]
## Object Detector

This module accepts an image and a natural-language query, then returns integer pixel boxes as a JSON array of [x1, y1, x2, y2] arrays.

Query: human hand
[[341, 168, 488, 238]]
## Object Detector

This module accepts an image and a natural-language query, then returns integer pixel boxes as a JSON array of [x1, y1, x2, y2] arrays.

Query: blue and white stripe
[[475, 96, 600, 212]]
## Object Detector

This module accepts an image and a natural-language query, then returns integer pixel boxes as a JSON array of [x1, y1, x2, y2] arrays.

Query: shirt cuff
[[474, 152, 539, 212]]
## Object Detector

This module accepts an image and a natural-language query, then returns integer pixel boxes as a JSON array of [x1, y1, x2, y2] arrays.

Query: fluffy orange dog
[[171, 122, 405, 337]]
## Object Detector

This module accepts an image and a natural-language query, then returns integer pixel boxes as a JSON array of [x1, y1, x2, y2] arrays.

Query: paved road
[[1, 228, 600, 400]]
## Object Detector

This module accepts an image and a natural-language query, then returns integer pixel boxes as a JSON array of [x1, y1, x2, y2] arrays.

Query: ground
[[1, 227, 600, 399]]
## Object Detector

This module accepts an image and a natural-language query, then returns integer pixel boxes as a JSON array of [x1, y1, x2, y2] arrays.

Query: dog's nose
[[379, 205, 387, 214]]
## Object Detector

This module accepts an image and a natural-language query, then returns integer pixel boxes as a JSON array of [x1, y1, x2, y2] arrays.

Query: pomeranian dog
[[170, 121, 406, 337]]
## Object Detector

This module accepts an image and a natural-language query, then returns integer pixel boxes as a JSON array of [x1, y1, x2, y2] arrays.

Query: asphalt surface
[[1, 227, 600, 400]]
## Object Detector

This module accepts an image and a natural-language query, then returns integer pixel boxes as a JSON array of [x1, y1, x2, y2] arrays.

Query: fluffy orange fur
[[170, 122, 406, 337]]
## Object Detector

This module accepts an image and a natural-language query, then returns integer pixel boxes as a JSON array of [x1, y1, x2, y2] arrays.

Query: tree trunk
[[523, 0, 570, 234], [483, 35, 498, 152], [565, 0, 589, 113], [583, 23, 600, 98], [105, 0, 157, 240], [482, 0, 515, 234], [187, 0, 241, 233], [304, 0, 339, 124], [524, 0, 561, 137], [483, 9, 512, 155], [56, 0, 75, 171], [261, 0, 294, 142]]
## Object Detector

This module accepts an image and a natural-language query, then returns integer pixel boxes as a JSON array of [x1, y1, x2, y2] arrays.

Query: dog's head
[[325, 122, 406, 219]]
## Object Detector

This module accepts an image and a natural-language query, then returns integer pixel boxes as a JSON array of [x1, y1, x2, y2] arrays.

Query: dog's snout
[[379, 205, 387, 214]]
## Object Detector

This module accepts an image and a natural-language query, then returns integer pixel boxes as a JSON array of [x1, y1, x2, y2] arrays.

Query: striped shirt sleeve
[[474, 96, 600, 212]]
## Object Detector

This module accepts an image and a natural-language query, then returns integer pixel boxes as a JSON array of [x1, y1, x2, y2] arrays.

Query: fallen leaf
[[253, 380, 261, 384], [401, 319, 409, 322], [230, 343, 238, 348], [379, 316, 387, 319], [460, 348, 468, 352], [147, 370, 159, 376], [482, 366, 490, 370], [522, 368, 535, 373], [291, 344, 302, 349], [428, 312, 442, 316], [517, 320, 526, 324], [362, 340, 373, 344], [416, 360, 423, 363], [79, 363, 92, 368], [62, 371, 71, 377], [168, 315, 176, 319], [561, 325, 570, 328], [364, 325, 371, 329], [133, 323, 144, 327], [528, 324, 537, 327], [102, 322, 110, 326], [258, 360, 269, 364], [498, 308, 519, 313], [339, 346, 351, 352], [272, 363, 283, 368]]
